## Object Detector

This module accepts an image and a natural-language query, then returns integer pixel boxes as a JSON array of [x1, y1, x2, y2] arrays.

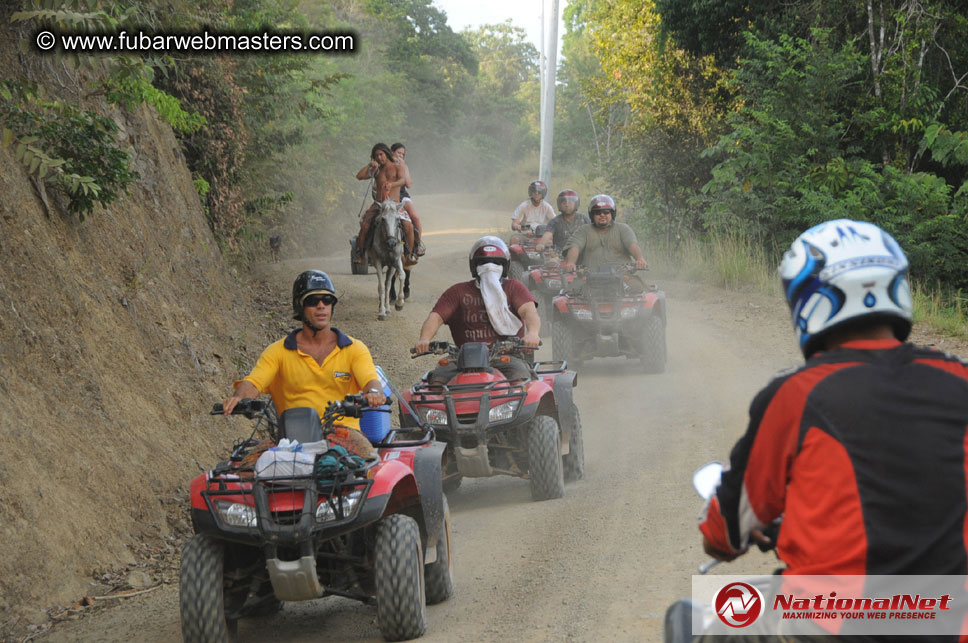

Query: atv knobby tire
[[528, 415, 565, 501], [375, 514, 427, 641], [640, 314, 667, 374], [563, 406, 585, 482], [425, 495, 455, 605], [552, 319, 579, 368], [179, 534, 238, 643]]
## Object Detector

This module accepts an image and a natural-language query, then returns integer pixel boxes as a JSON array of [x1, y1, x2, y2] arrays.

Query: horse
[[368, 200, 407, 320]]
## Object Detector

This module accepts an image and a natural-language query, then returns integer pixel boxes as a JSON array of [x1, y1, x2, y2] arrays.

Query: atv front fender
[[552, 371, 579, 453], [413, 441, 446, 550]]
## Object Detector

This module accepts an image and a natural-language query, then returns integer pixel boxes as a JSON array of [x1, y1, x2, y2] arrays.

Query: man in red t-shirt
[[414, 236, 541, 383]]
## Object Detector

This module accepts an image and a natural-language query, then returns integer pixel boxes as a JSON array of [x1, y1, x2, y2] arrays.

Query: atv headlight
[[621, 307, 638, 319], [417, 406, 448, 426], [488, 400, 519, 423], [573, 308, 593, 321], [547, 279, 562, 290], [215, 500, 257, 529], [315, 489, 364, 523]]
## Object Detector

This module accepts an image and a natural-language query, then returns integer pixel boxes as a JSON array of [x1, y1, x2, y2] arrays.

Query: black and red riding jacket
[[700, 338, 968, 576]]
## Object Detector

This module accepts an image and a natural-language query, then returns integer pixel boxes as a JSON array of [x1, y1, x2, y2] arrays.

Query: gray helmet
[[528, 180, 548, 199]]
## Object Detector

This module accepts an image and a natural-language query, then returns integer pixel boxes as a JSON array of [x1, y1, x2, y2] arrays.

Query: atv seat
[[279, 408, 323, 443]]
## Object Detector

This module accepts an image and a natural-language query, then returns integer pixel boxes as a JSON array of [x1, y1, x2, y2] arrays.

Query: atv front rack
[[200, 455, 377, 544], [410, 377, 529, 431]]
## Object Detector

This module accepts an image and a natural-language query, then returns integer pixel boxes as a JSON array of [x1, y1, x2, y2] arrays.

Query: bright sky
[[432, 0, 566, 58]]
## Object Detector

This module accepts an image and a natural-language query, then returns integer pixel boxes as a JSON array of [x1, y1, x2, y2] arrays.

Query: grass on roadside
[[645, 230, 968, 340], [645, 232, 779, 296], [912, 283, 968, 339]]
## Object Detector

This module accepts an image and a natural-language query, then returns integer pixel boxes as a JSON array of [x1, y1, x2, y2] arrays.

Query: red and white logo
[[714, 581, 764, 628]]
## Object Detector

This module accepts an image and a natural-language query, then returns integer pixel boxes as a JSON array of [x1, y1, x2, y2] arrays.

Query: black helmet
[[557, 189, 579, 212], [588, 194, 616, 226], [292, 270, 337, 320], [528, 180, 548, 199], [468, 236, 510, 279]]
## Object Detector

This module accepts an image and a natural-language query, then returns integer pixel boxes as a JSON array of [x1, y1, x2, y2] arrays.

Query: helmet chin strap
[[301, 313, 327, 336]]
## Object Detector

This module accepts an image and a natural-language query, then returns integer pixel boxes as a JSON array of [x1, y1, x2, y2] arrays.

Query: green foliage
[[450, 22, 538, 183], [156, 57, 248, 240], [0, 81, 138, 219], [697, 27, 968, 288], [700, 30, 866, 239], [103, 59, 206, 134], [193, 175, 210, 199]]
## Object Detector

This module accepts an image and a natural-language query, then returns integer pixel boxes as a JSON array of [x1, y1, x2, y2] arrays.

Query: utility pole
[[539, 0, 545, 131], [538, 0, 559, 187]]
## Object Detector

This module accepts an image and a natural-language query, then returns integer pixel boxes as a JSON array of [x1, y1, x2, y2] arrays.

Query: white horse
[[369, 200, 406, 320]]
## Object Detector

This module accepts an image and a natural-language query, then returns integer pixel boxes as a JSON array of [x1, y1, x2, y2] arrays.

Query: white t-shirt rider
[[511, 200, 555, 230]]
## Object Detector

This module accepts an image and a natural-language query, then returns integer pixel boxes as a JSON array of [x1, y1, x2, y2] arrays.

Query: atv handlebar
[[210, 398, 267, 419], [410, 338, 540, 359], [492, 337, 541, 353], [410, 341, 458, 359], [325, 394, 369, 422], [565, 262, 647, 275]]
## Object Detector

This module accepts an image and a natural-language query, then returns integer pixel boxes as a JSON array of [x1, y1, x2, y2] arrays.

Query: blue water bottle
[[360, 365, 393, 443]]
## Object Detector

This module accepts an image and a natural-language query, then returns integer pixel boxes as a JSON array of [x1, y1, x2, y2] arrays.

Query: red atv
[[400, 339, 583, 500], [507, 224, 553, 283], [180, 395, 452, 642], [551, 264, 667, 373], [528, 258, 578, 334]]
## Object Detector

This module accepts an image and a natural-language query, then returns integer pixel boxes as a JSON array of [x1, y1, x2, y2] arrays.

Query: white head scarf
[[475, 264, 523, 336]]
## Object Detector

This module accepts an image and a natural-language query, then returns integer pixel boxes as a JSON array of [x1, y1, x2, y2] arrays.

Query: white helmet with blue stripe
[[779, 219, 913, 357]]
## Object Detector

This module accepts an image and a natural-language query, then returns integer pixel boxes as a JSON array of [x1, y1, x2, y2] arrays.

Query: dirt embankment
[[0, 49, 284, 639]]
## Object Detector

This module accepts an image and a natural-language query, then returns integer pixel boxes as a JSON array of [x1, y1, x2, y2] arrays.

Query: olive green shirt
[[563, 222, 639, 270]]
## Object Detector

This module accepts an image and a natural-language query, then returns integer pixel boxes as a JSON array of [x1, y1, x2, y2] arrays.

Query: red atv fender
[[548, 370, 580, 455], [371, 443, 447, 551]]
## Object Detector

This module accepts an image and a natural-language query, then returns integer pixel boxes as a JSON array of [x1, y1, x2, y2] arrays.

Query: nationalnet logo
[[692, 575, 968, 636], [713, 581, 764, 628]]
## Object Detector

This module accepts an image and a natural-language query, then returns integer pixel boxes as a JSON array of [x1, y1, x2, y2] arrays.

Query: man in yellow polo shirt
[[222, 270, 386, 430]]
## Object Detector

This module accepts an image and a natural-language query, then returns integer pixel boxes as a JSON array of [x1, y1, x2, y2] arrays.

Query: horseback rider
[[354, 143, 418, 264], [222, 270, 387, 431], [511, 180, 555, 233], [391, 142, 425, 258], [562, 194, 647, 272], [414, 236, 541, 384]]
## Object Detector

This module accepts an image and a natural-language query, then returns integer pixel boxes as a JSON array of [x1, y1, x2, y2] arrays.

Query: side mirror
[[692, 462, 724, 500]]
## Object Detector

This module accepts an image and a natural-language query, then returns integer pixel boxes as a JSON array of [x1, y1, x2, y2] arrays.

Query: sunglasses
[[304, 294, 337, 307]]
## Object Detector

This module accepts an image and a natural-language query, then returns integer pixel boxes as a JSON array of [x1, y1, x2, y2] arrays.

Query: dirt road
[[38, 195, 818, 642]]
